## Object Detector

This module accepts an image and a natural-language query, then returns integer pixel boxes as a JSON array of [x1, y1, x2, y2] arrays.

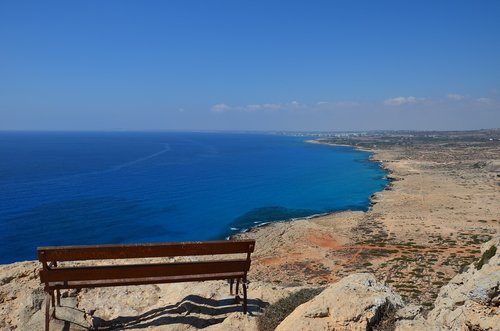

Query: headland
[[240, 129, 500, 305]]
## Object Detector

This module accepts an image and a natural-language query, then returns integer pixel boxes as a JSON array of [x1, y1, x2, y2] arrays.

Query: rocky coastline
[[1, 130, 499, 330]]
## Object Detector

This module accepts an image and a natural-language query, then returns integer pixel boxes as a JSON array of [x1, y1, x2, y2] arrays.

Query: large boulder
[[276, 273, 404, 331], [424, 236, 500, 331]]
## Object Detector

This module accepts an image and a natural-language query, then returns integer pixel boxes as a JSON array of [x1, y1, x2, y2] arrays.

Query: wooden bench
[[38, 239, 255, 331]]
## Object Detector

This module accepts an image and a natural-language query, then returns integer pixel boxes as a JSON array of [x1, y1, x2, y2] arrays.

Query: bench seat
[[46, 271, 247, 289]]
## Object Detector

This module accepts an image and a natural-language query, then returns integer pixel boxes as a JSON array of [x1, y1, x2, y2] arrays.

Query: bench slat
[[38, 240, 255, 261], [40, 259, 250, 283], [46, 272, 245, 290]]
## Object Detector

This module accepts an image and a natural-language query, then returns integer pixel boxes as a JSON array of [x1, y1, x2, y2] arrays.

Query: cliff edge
[[0, 236, 498, 330]]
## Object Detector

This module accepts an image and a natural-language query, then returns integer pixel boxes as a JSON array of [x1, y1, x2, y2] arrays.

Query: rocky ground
[[0, 129, 499, 330], [275, 236, 499, 331]]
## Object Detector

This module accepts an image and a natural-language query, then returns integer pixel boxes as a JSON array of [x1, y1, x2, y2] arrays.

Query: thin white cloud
[[316, 101, 360, 108], [384, 96, 423, 106], [212, 94, 496, 114], [447, 93, 465, 101], [246, 103, 283, 111], [384, 94, 496, 107], [289, 100, 359, 110], [335, 101, 360, 107], [211, 103, 231, 112], [245, 104, 262, 111], [211, 101, 302, 112], [477, 97, 492, 105], [211, 100, 364, 113]]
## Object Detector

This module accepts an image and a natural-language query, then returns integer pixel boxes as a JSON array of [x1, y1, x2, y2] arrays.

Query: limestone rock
[[394, 304, 422, 321], [395, 318, 446, 331], [276, 273, 404, 331], [426, 236, 500, 331], [205, 312, 258, 331], [0, 261, 41, 330], [54, 306, 94, 329], [19, 287, 45, 326]]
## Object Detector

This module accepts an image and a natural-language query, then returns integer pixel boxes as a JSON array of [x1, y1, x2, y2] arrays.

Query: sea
[[0, 132, 388, 264]]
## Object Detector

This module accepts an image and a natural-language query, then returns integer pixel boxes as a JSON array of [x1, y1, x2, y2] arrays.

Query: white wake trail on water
[[108, 144, 171, 172], [5, 144, 172, 188]]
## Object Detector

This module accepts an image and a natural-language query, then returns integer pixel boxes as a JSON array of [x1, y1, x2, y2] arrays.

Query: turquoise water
[[0, 132, 387, 263]]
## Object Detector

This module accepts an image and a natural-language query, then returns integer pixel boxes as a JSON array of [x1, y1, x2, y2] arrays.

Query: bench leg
[[45, 292, 51, 331], [50, 290, 57, 319], [235, 279, 240, 295], [56, 289, 61, 306], [229, 279, 234, 295], [242, 278, 248, 314]]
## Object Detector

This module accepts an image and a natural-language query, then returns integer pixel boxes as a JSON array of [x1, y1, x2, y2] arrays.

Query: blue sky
[[1, 1, 499, 131]]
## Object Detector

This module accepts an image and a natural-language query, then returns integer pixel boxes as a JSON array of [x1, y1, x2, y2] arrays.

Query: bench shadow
[[93, 295, 269, 330]]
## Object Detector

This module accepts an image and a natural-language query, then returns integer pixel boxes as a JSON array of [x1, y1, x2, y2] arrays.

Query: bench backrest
[[38, 240, 255, 262], [38, 240, 255, 287]]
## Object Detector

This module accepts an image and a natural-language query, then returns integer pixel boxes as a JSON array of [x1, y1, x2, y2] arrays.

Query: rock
[[22, 309, 89, 331], [276, 273, 404, 331], [0, 261, 41, 329], [303, 305, 329, 318], [205, 312, 258, 331], [17, 289, 92, 331], [61, 288, 79, 298], [484, 160, 500, 172], [0, 275, 15, 286], [393, 305, 442, 331], [60, 296, 79, 308], [394, 304, 423, 320], [54, 306, 94, 329], [19, 287, 46, 326], [395, 318, 445, 331], [426, 236, 500, 330]]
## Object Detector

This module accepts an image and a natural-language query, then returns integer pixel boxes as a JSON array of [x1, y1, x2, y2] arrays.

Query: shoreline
[[228, 140, 390, 240], [238, 135, 500, 306], [0, 137, 388, 266], [304, 138, 373, 153], [1, 130, 499, 329]]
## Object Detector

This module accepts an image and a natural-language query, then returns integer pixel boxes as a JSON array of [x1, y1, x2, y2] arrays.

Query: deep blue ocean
[[0, 132, 387, 263]]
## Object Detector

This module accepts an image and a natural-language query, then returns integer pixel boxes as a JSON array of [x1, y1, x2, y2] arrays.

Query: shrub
[[257, 287, 324, 331], [372, 303, 398, 331], [475, 245, 497, 270]]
